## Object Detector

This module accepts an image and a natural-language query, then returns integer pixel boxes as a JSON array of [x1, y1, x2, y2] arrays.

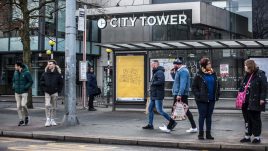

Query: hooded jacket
[[40, 65, 64, 95], [171, 65, 190, 96], [240, 69, 267, 111], [192, 70, 220, 102], [12, 64, 33, 94], [150, 66, 165, 100]]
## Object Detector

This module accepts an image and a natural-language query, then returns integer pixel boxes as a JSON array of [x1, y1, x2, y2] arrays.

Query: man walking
[[12, 61, 33, 126], [171, 58, 197, 133], [40, 60, 63, 127], [143, 60, 177, 132]]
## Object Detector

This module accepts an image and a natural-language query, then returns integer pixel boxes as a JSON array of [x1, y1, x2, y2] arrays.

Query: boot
[[167, 118, 177, 130], [198, 130, 204, 140], [206, 131, 214, 140]]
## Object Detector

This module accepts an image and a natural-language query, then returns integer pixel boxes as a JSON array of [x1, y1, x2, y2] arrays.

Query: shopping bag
[[171, 102, 188, 121]]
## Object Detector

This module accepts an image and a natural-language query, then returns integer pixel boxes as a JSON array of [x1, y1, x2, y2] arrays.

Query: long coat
[[87, 72, 97, 96], [192, 70, 220, 103], [150, 66, 165, 100], [240, 69, 267, 111]]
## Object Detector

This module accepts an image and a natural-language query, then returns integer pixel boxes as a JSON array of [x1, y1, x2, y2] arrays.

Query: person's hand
[[260, 100, 265, 105], [170, 68, 175, 73], [176, 96, 182, 102]]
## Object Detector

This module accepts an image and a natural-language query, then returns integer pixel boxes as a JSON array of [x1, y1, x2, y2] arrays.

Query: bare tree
[[253, 0, 268, 39]]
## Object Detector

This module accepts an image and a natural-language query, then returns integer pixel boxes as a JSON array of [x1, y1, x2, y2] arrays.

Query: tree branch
[[28, 0, 55, 14]]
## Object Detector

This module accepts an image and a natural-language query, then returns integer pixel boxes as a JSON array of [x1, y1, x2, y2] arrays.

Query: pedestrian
[[239, 59, 267, 144], [12, 61, 33, 126], [170, 58, 197, 133], [192, 58, 220, 140], [143, 60, 177, 132], [87, 66, 97, 111], [40, 60, 63, 127]]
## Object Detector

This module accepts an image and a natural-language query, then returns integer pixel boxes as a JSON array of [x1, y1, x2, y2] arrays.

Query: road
[[0, 137, 199, 151]]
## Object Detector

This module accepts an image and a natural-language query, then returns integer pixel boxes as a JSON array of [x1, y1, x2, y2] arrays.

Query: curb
[[1, 131, 267, 151]]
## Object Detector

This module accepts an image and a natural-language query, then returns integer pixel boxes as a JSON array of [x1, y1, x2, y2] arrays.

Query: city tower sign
[[97, 14, 187, 29]]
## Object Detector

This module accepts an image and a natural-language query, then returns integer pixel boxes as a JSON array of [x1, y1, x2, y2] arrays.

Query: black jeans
[[196, 101, 215, 131], [88, 95, 95, 109], [242, 102, 262, 137], [173, 95, 196, 129]]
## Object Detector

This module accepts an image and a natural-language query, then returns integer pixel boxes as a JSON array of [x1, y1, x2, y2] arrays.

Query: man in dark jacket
[[40, 60, 63, 127], [143, 60, 177, 132], [12, 61, 33, 126], [87, 66, 98, 111]]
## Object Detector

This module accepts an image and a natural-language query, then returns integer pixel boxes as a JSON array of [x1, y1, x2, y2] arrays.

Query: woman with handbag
[[192, 58, 220, 140], [87, 66, 98, 111], [239, 59, 267, 144]]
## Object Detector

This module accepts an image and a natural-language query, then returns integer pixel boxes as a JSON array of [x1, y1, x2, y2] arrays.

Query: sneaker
[[252, 138, 261, 144], [24, 116, 29, 126], [240, 137, 251, 143], [45, 118, 51, 127], [159, 125, 171, 133], [142, 124, 154, 130], [18, 120, 24, 126], [50, 119, 57, 126], [88, 108, 97, 111], [186, 128, 198, 133]]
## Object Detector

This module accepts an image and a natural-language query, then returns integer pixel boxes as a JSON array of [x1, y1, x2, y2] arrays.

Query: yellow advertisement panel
[[116, 55, 144, 101]]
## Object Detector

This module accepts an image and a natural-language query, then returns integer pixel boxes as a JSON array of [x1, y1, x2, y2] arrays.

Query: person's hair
[[199, 57, 210, 68], [15, 61, 24, 68], [48, 60, 57, 65], [152, 60, 159, 64], [244, 59, 257, 73]]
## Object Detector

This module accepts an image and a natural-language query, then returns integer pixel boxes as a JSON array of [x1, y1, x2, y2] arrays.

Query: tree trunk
[[19, 0, 33, 109]]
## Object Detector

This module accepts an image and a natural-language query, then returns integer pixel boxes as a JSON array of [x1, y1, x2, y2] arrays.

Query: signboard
[[150, 59, 174, 81], [78, 8, 85, 31], [220, 64, 229, 78], [97, 14, 187, 29], [116, 56, 144, 101], [250, 57, 268, 82], [79, 61, 87, 81]]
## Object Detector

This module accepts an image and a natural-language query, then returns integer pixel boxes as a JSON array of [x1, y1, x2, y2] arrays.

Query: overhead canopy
[[95, 39, 268, 51]]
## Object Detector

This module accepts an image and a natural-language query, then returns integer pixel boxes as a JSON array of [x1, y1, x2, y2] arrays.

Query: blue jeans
[[196, 101, 215, 131], [148, 100, 171, 126]]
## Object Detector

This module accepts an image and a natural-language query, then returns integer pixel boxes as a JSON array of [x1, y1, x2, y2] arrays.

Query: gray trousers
[[45, 92, 58, 119], [15, 93, 29, 120]]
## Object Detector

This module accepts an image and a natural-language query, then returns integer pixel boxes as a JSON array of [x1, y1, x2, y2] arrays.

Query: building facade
[[91, 0, 268, 102], [0, 0, 101, 95]]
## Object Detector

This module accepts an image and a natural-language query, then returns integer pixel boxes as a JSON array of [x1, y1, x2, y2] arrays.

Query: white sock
[[245, 135, 250, 139], [254, 136, 260, 140]]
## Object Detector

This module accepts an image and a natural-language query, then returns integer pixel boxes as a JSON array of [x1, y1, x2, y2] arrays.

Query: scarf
[[201, 67, 214, 75]]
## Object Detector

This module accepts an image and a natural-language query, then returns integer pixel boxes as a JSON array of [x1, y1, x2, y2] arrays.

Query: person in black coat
[[40, 60, 64, 127], [239, 59, 267, 144], [192, 58, 220, 140], [87, 66, 98, 111], [143, 60, 177, 132]]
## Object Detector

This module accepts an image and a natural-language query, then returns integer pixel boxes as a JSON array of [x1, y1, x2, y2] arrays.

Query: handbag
[[236, 74, 253, 109], [171, 101, 189, 121], [93, 87, 101, 96]]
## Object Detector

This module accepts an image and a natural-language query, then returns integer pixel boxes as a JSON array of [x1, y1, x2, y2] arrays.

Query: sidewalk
[[0, 99, 268, 151]]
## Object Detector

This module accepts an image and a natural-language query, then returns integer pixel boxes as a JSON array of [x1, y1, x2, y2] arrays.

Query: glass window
[[0, 38, 9, 51], [92, 43, 100, 55], [58, 0, 66, 33]]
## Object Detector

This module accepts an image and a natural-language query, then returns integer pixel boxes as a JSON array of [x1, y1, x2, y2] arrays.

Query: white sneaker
[[159, 125, 171, 133], [45, 118, 51, 127], [186, 128, 198, 133], [50, 119, 57, 126]]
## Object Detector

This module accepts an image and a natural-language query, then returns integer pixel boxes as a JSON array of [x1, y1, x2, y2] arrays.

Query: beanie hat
[[199, 58, 210, 68], [173, 58, 183, 65]]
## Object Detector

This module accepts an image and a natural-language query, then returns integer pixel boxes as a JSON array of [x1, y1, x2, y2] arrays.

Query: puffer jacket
[[150, 66, 165, 100], [240, 69, 267, 111], [12, 65, 33, 94], [40, 65, 64, 95], [192, 70, 220, 102]]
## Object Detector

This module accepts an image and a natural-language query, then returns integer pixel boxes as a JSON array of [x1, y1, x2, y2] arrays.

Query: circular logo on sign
[[97, 18, 107, 29]]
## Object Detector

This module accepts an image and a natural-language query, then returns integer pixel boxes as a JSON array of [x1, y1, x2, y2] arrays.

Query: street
[[0, 137, 198, 151]]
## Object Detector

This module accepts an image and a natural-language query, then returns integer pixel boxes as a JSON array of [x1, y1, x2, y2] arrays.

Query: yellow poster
[[116, 56, 144, 101]]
